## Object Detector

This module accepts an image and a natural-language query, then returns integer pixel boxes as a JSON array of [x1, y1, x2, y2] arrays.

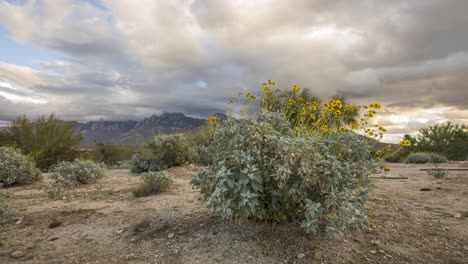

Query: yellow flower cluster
[[208, 115, 219, 125], [349, 122, 359, 129], [345, 104, 358, 111], [263, 86, 271, 93], [399, 139, 411, 147], [267, 80, 276, 86], [246, 92, 256, 99], [369, 102, 382, 109], [292, 85, 301, 92]]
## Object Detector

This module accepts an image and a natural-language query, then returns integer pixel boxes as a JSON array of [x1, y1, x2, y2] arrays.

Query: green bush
[[130, 153, 165, 173], [193, 145, 212, 165], [0, 196, 14, 224], [91, 142, 135, 166], [46, 159, 106, 199], [3, 114, 82, 170], [0, 147, 42, 187], [427, 168, 448, 179], [192, 112, 377, 239], [130, 134, 195, 173], [429, 153, 448, 163], [405, 152, 447, 164], [132, 171, 173, 197]]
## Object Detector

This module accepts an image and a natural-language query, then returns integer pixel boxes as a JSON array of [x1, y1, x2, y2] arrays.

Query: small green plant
[[0, 147, 42, 187], [193, 145, 212, 165], [132, 171, 173, 197], [130, 134, 195, 173], [0, 196, 15, 224], [46, 159, 106, 199], [427, 167, 448, 179]]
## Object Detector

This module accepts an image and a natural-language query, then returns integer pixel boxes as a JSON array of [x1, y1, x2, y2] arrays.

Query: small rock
[[11, 250, 25, 259], [168, 233, 175, 239], [116, 229, 125, 234], [453, 213, 462, 219], [297, 253, 305, 259], [443, 227, 450, 231], [371, 240, 381, 245], [420, 188, 432, 192], [370, 250, 377, 254]]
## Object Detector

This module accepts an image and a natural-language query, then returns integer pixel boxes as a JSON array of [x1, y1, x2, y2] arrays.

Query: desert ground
[[0, 163, 467, 264]]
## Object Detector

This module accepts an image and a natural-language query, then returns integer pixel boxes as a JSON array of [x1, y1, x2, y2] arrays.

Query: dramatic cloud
[[0, 0, 467, 142]]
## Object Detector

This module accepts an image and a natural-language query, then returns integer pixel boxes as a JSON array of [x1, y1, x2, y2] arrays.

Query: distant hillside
[[75, 112, 207, 146]]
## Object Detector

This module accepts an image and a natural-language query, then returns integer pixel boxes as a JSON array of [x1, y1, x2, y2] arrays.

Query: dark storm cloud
[[0, 0, 467, 139]]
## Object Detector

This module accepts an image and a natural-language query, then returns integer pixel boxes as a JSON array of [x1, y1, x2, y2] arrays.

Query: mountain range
[[75, 112, 208, 146]]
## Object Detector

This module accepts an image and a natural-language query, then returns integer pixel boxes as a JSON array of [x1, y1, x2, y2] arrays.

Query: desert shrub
[[192, 81, 411, 239], [0, 147, 41, 187], [417, 122, 468, 161], [130, 153, 165, 173], [107, 160, 132, 169], [132, 171, 173, 197], [193, 144, 212, 165], [130, 134, 195, 173], [131, 202, 179, 240], [405, 152, 447, 164], [3, 114, 82, 170], [429, 153, 448, 163], [91, 142, 135, 166], [46, 159, 106, 199], [0, 196, 14, 224], [427, 168, 448, 179], [192, 112, 378, 239], [405, 152, 432, 164]]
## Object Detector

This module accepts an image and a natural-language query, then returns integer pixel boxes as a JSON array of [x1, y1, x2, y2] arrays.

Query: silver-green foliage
[[130, 134, 195, 173], [405, 152, 447, 164], [46, 159, 106, 199], [0, 147, 41, 187], [133, 171, 173, 197], [192, 112, 377, 239]]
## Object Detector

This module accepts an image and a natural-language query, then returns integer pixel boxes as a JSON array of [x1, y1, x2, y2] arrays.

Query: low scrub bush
[[132, 171, 173, 197], [405, 152, 447, 164], [0, 196, 14, 224], [46, 159, 106, 199], [130, 134, 195, 173], [130, 153, 165, 173], [429, 153, 447, 163], [405, 152, 431, 164], [0, 147, 41, 187], [427, 167, 448, 179]]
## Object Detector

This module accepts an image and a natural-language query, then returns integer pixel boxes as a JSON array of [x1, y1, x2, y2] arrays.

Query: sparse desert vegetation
[[0, 82, 467, 263]]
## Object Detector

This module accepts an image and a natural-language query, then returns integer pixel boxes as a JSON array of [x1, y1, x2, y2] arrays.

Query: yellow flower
[[335, 110, 341, 116], [378, 126, 387, 132], [263, 86, 271, 93], [246, 92, 256, 99], [339, 126, 347, 132], [208, 115, 219, 125], [268, 79, 273, 85], [288, 98, 296, 105], [399, 139, 411, 147], [292, 85, 301, 92], [335, 100, 342, 108], [301, 107, 307, 116], [376, 150, 382, 156], [350, 122, 358, 129], [321, 125, 328, 133], [370, 102, 382, 109], [309, 113, 315, 119]]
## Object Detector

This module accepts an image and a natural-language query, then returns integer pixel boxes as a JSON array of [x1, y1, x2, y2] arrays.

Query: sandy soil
[[0, 163, 467, 264]]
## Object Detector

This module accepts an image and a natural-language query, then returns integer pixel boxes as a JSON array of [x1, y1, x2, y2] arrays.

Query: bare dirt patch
[[1, 163, 467, 263]]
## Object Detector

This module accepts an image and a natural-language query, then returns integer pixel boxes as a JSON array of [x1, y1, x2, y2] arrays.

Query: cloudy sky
[[0, 0, 467, 142]]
